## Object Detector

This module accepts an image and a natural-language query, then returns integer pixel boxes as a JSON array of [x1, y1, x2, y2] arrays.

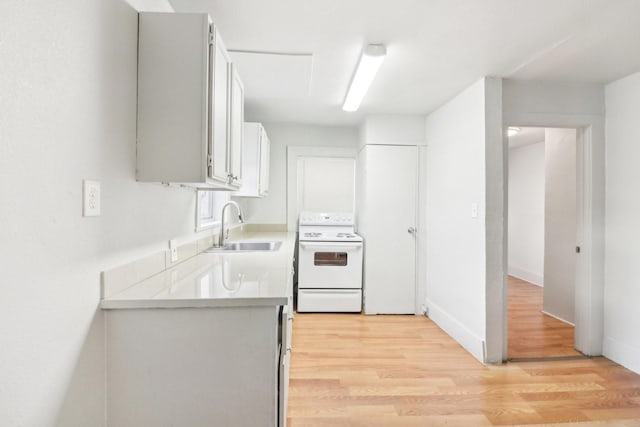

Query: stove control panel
[[299, 211, 355, 226]]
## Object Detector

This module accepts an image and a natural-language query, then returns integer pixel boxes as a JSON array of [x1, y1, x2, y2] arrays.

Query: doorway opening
[[506, 126, 584, 360]]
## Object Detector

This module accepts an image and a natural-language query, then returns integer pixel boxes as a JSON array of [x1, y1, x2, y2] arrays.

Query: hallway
[[508, 276, 581, 359]]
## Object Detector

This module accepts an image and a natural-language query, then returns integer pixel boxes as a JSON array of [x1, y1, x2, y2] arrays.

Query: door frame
[[499, 114, 605, 360], [505, 126, 580, 358]]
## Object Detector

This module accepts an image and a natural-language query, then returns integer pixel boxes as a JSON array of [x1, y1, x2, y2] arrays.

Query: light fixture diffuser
[[507, 126, 521, 137], [342, 44, 387, 112]]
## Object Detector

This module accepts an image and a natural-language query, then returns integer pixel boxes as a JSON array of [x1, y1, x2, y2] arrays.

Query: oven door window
[[314, 252, 348, 266]]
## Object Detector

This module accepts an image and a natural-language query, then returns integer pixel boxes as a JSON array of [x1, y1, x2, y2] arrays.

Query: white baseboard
[[508, 266, 543, 286], [603, 336, 640, 375], [541, 310, 575, 326], [425, 299, 485, 363]]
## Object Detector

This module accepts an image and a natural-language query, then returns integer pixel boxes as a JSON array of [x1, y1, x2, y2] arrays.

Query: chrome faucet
[[218, 200, 244, 247]]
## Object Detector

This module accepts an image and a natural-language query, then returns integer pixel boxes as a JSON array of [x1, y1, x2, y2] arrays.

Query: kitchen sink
[[206, 241, 282, 253]]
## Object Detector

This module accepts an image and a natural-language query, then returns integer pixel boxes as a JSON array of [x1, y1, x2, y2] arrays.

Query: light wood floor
[[287, 313, 640, 426], [508, 276, 581, 359]]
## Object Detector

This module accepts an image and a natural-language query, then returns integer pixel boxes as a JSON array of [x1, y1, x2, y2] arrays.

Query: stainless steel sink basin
[[206, 241, 282, 253]]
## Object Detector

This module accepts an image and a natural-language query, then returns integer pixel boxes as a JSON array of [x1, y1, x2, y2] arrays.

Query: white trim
[[426, 299, 485, 363], [541, 310, 575, 326], [507, 267, 543, 286], [501, 114, 605, 358], [416, 145, 429, 315], [195, 190, 217, 232]]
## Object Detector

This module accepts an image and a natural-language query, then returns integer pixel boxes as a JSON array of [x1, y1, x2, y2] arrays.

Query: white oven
[[298, 241, 363, 289], [297, 212, 363, 312]]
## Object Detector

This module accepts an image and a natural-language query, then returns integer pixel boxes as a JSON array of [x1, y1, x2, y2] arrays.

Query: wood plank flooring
[[287, 313, 640, 426], [508, 276, 581, 359]]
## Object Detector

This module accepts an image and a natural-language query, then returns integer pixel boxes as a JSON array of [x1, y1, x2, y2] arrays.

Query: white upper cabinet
[[136, 12, 241, 190], [228, 64, 244, 186], [233, 122, 271, 198]]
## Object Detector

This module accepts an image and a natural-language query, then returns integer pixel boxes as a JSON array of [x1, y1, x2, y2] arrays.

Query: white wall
[[543, 128, 577, 324], [297, 157, 355, 212], [238, 123, 358, 225], [508, 141, 545, 285], [0, 1, 216, 425], [604, 72, 640, 374], [424, 78, 493, 362]]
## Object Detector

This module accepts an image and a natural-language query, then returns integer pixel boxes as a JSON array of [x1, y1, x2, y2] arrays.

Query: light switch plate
[[83, 180, 101, 217]]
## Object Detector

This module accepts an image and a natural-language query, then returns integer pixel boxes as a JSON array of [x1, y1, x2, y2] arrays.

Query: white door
[[543, 128, 577, 324], [358, 145, 417, 314], [228, 65, 244, 186]]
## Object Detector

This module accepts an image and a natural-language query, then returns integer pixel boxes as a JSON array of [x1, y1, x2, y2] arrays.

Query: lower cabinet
[[105, 304, 290, 427], [278, 307, 292, 427], [279, 261, 295, 426]]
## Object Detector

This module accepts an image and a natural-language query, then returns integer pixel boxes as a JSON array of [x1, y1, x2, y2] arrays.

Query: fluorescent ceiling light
[[342, 44, 387, 112], [507, 126, 521, 137]]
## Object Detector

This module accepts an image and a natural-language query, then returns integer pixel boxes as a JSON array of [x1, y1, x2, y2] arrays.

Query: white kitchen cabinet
[[106, 305, 288, 427], [279, 259, 294, 427], [228, 64, 245, 186], [136, 12, 241, 189], [210, 29, 232, 185], [233, 122, 271, 197]]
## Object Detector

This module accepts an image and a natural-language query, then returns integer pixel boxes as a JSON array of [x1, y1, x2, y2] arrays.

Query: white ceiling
[[169, 0, 640, 125]]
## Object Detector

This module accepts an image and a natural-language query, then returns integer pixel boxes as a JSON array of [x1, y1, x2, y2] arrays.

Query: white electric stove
[[297, 212, 363, 312]]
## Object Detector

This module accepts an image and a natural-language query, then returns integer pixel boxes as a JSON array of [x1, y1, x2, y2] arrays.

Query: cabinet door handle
[[408, 226, 416, 234]]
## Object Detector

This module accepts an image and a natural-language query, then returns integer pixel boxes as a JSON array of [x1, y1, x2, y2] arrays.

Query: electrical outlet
[[83, 180, 101, 217], [169, 239, 178, 262]]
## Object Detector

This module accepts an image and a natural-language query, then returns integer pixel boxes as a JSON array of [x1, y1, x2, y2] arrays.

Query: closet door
[[358, 145, 418, 314]]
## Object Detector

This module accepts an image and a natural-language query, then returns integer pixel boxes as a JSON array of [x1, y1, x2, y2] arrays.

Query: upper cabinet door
[[136, 12, 211, 184], [136, 13, 243, 190], [258, 127, 270, 196], [232, 122, 271, 198], [210, 29, 231, 185], [229, 65, 244, 185]]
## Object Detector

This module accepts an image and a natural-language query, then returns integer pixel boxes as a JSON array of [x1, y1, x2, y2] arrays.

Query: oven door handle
[[299, 242, 362, 251]]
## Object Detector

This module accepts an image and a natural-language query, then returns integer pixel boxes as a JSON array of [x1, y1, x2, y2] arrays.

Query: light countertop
[[101, 231, 296, 309]]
